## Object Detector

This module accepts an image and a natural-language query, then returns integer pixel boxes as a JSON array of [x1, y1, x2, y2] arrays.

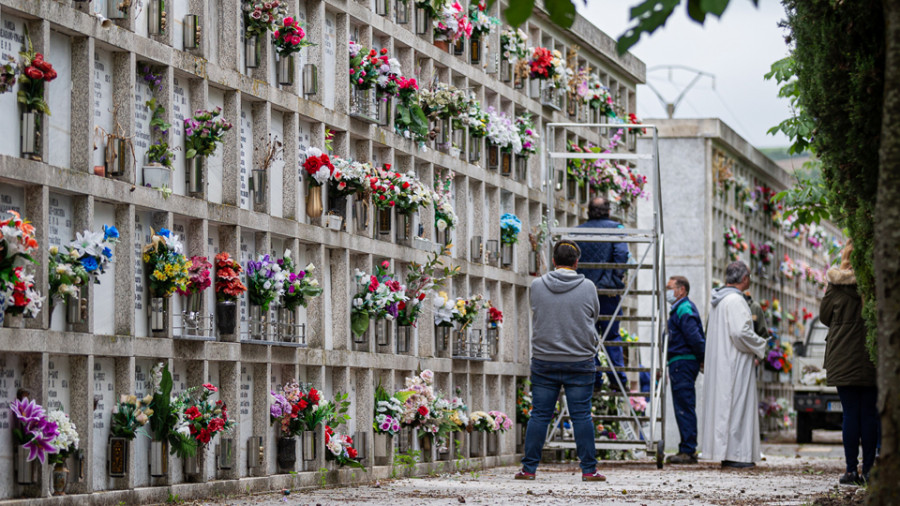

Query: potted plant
[[142, 99, 177, 189], [350, 261, 407, 344], [245, 254, 285, 340], [270, 380, 322, 470], [48, 225, 119, 324], [303, 146, 334, 219], [243, 1, 285, 69], [175, 256, 211, 334], [183, 107, 232, 194], [17, 36, 57, 160], [213, 252, 246, 337], [499, 213, 521, 268], [142, 228, 190, 333], [277, 251, 322, 342], [272, 15, 313, 86], [0, 211, 43, 327], [108, 394, 152, 478]]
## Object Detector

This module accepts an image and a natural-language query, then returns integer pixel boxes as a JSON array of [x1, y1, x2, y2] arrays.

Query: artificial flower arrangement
[[395, 369, 437, 429], [452, 293, 487, 330], [764, 298, 783, 326], [485, 107, 523, 154], [800, 365, 827, 386], [243, 0, 286, 38], [432, 291, 456, 328], [528, 47, 555, 80], [765, 340, 793, 373], [500, 213, 521, 245], [488, 411, 513, 433], [419, 82, 469, 121], [759, 241, 774, 266], [146, 363, 198, 458], [432, 1, 472, 43], [372, 49, 404, 98], [0, 56, 17, 95], [397, 245, 459, 327], [302, 146, 335, 187], [279, 250, 322, 310], [758, 397, 793, 428], [142, 228, 190, 297], [780, 254, 796, 280], [583, 74, 614, 116], [723, 225, 748, 262], [468, 0, 498, 39], [516, 113, 539, 158], [565, 140, 595, 188], [324, 425, 365, 469], [433, 171, 458, 232], [468, 411, 495, 432], [394, 76, 429, 145], [348, 42, 382, 91], [214, 252, 247, 302], [0, 211, 42, 321], [272, 15, 313, 57], [110, 394, 153, 439], [627, 113, 647, 135], [367, 165, 433, 214], [176, 382, 234, 448], [516, 381, 532, 424], [18, 38, 58, 116], [245, 253, 286, 312], [330, 157, 373, 198], [270, 379, 322, 436], [183, 107, 233, 160], [610, 161, 648, 212], [48, 225, 118, 301], [500, 28, 529, 61], [373, 383, 403, 436], [458, 97, 488, 138], [487, 305, 503, 329], [10, 397, 74, 465], [350, 261, 408, 338], [629, 395, 648, 416], [175, 256, 211, 298]]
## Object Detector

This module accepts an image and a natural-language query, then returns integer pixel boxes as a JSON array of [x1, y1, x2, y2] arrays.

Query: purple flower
[[387, 302, 399, 319], [11, 398, 45, 426]]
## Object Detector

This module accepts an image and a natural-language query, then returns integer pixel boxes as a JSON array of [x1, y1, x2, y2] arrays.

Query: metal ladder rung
[[578, 263, 652, 269], [593, 390, 652, 398], [602, 341, 651, 347], [592, 415, 661, 422], [561, 236, 655, 244], [596, 366, 651, 373], [598, 315, 654, 321], [597, 289, 657, 296], [551, 227, 655, 236]]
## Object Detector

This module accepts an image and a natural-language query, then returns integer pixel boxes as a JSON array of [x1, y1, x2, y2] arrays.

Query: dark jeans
[[668, 359, 700, 455], [837, 385, 879, 474], [522, 359, 597, 474], [595, 295, 628, 390]]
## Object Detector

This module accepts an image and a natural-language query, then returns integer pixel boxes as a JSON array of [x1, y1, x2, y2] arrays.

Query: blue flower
[[102, 247, 113, 259], [103, 224, 119, 241], [81, 256, 99, 272], [158, 228, 171, 238]]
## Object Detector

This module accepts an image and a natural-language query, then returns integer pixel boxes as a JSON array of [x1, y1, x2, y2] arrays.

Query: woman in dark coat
[[820, 243, 878, 485]]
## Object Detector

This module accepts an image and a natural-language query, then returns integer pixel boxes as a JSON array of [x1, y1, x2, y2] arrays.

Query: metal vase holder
[[179, 291, 203, 334], [453, 128, 465, 159], [470, 235, 483, 263], [245, 35, 261, 69], [377, 95, 391, 126], [395, 0, 409, 23], [15, 447, 35, 485], [500, 59, 512, 83], [302, 430, 317, 462], [303, 64, 318, 96], [276, 307, 306, 345], [108, 437, 129, 478], [108, 0, 128, 19], [529, 79, 541, 99], [376, 0, 390, 16], [396, 212, 413, 246], [150, 440, 168, 477], [486, 142, 500, 170], [188, 156, 204, 194], [149, 296, 167, 333], [106, 137, 128, 177], [414, 6, 428, 34], [250, 168, 267, 205], [376, 207, 392, 239], [579, 181, 589, 203], [148, 0, 167, 35], [501, 243, 513, 267], [486, 239, 500, 266], [435, 325, 451, 352], [217, 437, 235, 470], [469, 36, 481, 64], [20, 111, 40, 160], [515, 155, 527, 181], [528, 250, 539, 275], [627, 131, 637, 151], [486, 326, 499, 358], [397, 325, 412, 353], [216, 301, 237, 336], [487, 432, 499, 455], [452, 329, 468, 357], [435, 227, 448, 247], [500, 151, 512, 177], [469, 135, 481, 162], [353, 432, 367, 462], [398, 428, 413, 454], [246, 435, 264, 471], [437, 118, 450, 152], [374, 432, 391, 466], [277, 437, 297, 471], [470, 431, 484, 457], [567, 95, 578, 118], [349, 86, 378, 123], [375, 318, 391, 348], [541, 86, 562, 111], [353, 193, 370, 233], [248, 304, 268, 341], [183, 450, 201, 477], [183, 14, 201, 49], [276, 54, 294, 86], [66, 285, 86, 324], [566, 176, 578, 200]]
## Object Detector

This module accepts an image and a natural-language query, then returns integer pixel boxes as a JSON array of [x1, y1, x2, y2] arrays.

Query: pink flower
[[284, 16, 294, 25]]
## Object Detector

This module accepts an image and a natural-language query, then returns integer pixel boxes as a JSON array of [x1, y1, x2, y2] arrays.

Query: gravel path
[[196, 451, 857, 506]]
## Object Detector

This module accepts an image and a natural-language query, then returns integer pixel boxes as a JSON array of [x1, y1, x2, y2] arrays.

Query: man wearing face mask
[[664, 276, 706, 464]]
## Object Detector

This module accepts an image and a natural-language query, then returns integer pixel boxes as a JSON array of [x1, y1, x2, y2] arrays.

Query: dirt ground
[[194, 450, 867, 506]]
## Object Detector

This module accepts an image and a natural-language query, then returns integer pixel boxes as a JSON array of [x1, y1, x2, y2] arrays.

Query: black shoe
[[721, 460, 755, 469], [839, 471, 860, 485], [667, 452, 698, 464]]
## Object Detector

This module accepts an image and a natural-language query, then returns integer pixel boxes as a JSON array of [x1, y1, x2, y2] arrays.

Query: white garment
[[700, 288, 767, 463]]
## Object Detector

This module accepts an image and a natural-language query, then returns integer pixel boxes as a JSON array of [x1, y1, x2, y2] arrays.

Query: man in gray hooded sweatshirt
[[516, 240, 607, 482]]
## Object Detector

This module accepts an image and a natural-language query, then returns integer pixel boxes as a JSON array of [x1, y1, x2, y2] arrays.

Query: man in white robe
[[700, 261, 767, 468]]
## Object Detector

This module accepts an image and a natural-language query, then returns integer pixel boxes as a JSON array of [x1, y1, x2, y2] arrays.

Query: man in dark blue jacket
[[576, 197, 629, 391], [664, 275, 706, 464]]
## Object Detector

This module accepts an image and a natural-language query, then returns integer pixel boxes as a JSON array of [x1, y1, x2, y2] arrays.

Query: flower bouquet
[[18, 39, 58, 119], [348, 43, 382, 91], [270, 380, 321, 437], [46, 409, 79, 473], [433, 172, 458, 232], [142, 228, 190, 297], [272, 16, 313, 57], [398, 247, 459, 327], [500, 213, 521, 245], [627, 113, 647, 135], [500, 28, 529, 60], [367, 165, 432, 214], [325, 425, 365, 470], [176, 382, 234, 449], [330, 157, 371, 198], [469, 411, 495, 432], [394, 77, 429, 144], [0, 211, 42, 321], [395, 370, 437, 429], [488, 411, 512, 433], [459, 98, 488, 138], [49, 226, 118, 304], [516, 381, 532, 424], [374, 384, 403, 436], [485, 107, 522, 155], [432, 1, 471, 43], [303, 147, 334, 187], [516, 113, 539, 158], [584, 74, 614, 115], [451, 294, 487, 330], [279, 250, 322, 310], [467, 0, 498, 39], [432, 291, 456, 328], [764, 342, 792, 374], [350, 261, 408, 338], [147, 363, 198, 459], [243, 0, 285, 38], [183, 107, 232, 161], [246, 254, 286, 312], [0, 56, 17, 95], [176, 255, 211, 297], [419, 82, 469, 120], [610, 162, 648, 212], [487, 305, 502, 329], [214, 253, 246, 301], [11, 397, 63, 464], [723, 225, 748, 262], [110, 394, 153, 439]]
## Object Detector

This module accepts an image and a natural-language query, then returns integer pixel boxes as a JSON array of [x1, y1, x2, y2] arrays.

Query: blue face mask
[[666, 289, 677, 305]]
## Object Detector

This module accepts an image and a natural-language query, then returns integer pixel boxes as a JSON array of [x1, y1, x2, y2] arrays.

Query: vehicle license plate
[[828, 402, 842, 412]]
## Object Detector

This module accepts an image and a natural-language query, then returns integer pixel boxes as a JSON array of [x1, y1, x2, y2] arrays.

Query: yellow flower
[[143, 253, 151, 263], [152, 270, 166, 281]]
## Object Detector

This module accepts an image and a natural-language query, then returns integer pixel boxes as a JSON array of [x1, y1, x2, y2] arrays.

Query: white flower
[[310, 279, 319, 287], [305, 263, 315, 272]]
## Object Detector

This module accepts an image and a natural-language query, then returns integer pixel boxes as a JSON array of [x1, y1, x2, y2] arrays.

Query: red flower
[[291, 403, 301, 416], [185, 406, 201, 420], [298, 399, 308, 410], [398, 301, 406, 310], [401, 181, 410, 189], [25, 66, 44, 80], [43, 68, 57, 82], [197, 428, 211, 444], [388, 200, 395, 207], [417, 405, 429, 417], [35, 59, 52, 72], [347, 447, 358, 459], [304, 156, 323, 175], [208, 417, 225, 432], [308, 388, 320, 403], [418, 292, 426, 301], [203, 383, 218, 392]]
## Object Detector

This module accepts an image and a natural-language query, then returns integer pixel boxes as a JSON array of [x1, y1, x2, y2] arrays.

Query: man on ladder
[[577, 196, 629, 392]]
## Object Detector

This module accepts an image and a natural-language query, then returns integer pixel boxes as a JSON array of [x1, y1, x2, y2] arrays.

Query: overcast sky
[[577, 0, 792, 148]]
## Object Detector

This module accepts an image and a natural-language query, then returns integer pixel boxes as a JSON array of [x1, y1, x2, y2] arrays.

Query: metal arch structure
[[540, 122, 670, 467]]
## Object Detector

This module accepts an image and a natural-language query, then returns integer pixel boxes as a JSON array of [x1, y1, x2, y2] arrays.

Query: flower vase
[[353, 193, 370, 233], [183, 452, 200, 477], [374, 432, 391, 466], [376, 207, 392, 238], [396, 212, 413, 246], [52, 463, 68, 495], [302, 430, 317, 462], [249, 304, 267, 340], [276, 54, 294, 86], [395, 0, 409, 23], [245, 35, 260, 69], [251, 168, 267, 205], [66, 286, 86, 324], [3, 312, 23, 329], [306, 184, 323, 219], [414, 6, 428, 34], [277, 307, 296, 343], [150, 440, 168, 477], [187, 156, 204, 194], [469, 36, 481, 64], [149, 296, 167, 333], [500, 60, 512, 83], [277, 437, 297, 471], [500, 151, 512, 176], [215, 301, 237, 336], [105, 136, 128, 177], [501, 243, 513, 267], [397, 324, 412, 354], [470, 431, 484, 457], [469, 135, 481, 163], [147, 0, 166, 35], [528, 250, 539, 275], [487, 432, 499, 455], [183, 14, 201, 49], [142, 164, 172, 189], [183, 291, 203, 333], [20, 111, 41, 160], [107, 436, 129, 478], [452, 38, 464, 55], [529, 79, 541, 99], [15, 448, 35, 485]]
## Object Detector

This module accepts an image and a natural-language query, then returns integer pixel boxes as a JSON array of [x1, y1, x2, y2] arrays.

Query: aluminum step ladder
[[540, 121, 669, 469]]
